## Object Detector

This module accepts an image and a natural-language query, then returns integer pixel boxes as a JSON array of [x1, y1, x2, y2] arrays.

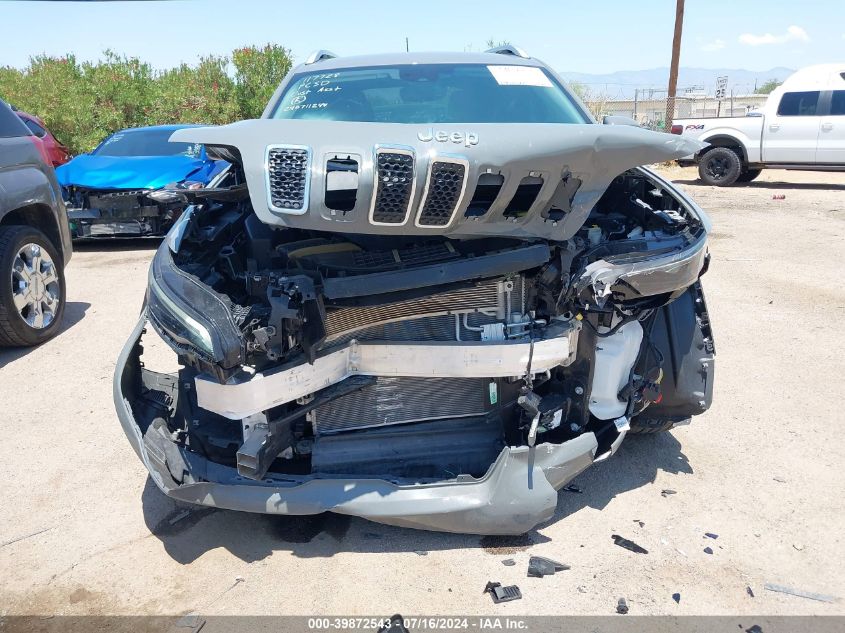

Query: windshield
[[270, 64, 588, 124], [94, 129, 203, 157]]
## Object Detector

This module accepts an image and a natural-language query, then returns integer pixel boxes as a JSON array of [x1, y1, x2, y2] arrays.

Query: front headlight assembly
[[146, 243, 243, 373]]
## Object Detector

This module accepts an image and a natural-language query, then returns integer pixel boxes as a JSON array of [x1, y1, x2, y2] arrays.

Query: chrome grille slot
[[416, 159, 468, 227], [371, 149, 415, 225], [267, 145, 310, 214], [313, 377, 490, 434]]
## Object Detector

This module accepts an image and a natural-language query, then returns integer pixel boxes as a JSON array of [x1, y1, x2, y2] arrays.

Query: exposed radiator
[[323, 275, 524, 343], [312, 376, 493, 434]]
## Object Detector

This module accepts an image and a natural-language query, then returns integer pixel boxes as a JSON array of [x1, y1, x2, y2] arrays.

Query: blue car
[[56, 124, 227, 238]]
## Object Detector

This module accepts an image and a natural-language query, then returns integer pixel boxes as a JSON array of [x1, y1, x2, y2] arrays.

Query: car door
[[762, 90, 821, 163], [816, 90, 845, 164]]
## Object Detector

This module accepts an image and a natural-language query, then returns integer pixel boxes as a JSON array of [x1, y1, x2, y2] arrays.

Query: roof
[[293, 50, 546, 73], [779, 64, 845, 91], [113, 124, 206, 134]]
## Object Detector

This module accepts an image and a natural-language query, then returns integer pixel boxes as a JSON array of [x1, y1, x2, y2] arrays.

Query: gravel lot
[[1, 167, 844, 617]]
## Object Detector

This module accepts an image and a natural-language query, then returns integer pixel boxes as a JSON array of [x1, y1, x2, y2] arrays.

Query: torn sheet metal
[[170, 120, 705, 241]]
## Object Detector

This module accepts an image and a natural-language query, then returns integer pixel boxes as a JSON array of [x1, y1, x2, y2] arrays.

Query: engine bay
[[138, 167, 709, 483]]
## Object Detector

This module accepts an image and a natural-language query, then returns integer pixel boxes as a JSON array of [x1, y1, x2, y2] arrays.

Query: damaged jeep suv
[[114, 48, 714, 534]]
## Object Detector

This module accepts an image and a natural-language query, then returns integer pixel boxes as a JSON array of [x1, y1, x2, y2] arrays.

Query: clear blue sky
[[1, 0, 840, 73]]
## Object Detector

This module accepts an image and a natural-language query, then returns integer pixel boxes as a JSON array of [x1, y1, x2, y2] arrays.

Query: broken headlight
[[146, 243, 243, 369]]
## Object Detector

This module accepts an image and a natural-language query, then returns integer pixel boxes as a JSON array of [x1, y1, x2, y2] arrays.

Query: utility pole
[[633, 88, 639, 120], [405, 37, 409, 53], [665, 0, 685, 130]]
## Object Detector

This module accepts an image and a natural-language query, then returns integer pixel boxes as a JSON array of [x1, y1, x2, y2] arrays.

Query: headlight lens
[[146, 243, 242, 368]]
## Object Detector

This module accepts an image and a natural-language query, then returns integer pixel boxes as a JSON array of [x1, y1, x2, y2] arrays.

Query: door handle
[[769, 124, 780, 131], [821, 122, 834, 132]]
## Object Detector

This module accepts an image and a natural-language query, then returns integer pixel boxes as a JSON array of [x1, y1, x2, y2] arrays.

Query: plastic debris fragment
[[616, 597, 629, 614], [484, 581, 522, 604], [764, 583, 838, 603], [527, 556, 570, 577], [612, 534, 648, 554]]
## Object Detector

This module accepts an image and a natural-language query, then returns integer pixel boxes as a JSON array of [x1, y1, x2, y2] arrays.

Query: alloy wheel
[[11, 242, 60, 329]]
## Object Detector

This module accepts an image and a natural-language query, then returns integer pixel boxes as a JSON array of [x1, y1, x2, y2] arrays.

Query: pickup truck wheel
[[0, 226, 66, 347], [736, 168, 762, 183], [698, 147, 742, 186]]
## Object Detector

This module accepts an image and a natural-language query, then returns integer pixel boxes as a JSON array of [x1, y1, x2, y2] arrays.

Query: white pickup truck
[[672, 64, 845, 185]]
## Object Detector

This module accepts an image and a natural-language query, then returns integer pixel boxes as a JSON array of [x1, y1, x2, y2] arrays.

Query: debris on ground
[[704, 532, 719, 539], [502, 559, 516, 567], [168, 510, 192, 526], [661, 489, 677, 497], [772, 194, 786, 200], [527, 556, 570, 577], [562, 484, 583, 494], [745, 626, 763, 633], [484, 581, 522, 604], [413, 550, 429, 556], [793, 543, 804, 551], [764, 582, 838, 603], [577, 585, 588, 593], [773, 476, 787, 483], [676, 547, 688, 557], [704, 546, 714, 555], [616, 597, 629, 614], [612, 534, 648, 554], [634, 520, 645, 528], [747, 586, 755, 598], [672, 593, 681, 604]]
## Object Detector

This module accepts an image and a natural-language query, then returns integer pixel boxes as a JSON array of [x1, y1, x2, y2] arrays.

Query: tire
[[698, 147, 742, 186], [736, 168, 762, 183], [0, 225, 66, 347], [628, 417, 686, 434]]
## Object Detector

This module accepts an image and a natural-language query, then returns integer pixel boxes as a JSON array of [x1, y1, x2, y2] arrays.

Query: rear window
[[0, 100, 31, 138], [93, 128, 202, 157], [776, 91, 820, 116], [21, 117, 47, 138], [270, 63, 588, 124]]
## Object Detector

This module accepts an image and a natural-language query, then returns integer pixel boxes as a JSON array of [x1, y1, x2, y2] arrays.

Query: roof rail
[[304, 50, 339, 65], [485, 44, 530, 59]]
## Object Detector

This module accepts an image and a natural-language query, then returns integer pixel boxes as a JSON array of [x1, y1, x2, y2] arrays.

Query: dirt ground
[[1, 167, 844, 618]]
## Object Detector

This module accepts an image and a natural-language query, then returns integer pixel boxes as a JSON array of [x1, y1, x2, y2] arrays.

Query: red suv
[[15, 110, 70, 167]]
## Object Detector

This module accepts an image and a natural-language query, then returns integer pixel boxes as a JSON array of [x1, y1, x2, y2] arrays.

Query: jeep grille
[[371, 150, 415, 224], [417, 160, 467, 227], [267, 146, 310, 213]]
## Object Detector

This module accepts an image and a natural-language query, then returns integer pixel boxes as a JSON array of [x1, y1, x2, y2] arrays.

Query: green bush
[[0, 44, 293, 155]]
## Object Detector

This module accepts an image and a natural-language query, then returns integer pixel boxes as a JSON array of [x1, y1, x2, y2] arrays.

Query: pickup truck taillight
[[670, 124, 683, 135]]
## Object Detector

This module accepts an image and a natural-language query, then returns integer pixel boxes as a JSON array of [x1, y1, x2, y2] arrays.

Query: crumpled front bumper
[[114, 312, 611, 535]]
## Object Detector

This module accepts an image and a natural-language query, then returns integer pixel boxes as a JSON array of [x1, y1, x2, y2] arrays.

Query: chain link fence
[[581, 88, 769, 131]]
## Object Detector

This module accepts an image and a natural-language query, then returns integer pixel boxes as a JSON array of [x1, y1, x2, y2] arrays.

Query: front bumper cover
[[115, 313, 607, 535]]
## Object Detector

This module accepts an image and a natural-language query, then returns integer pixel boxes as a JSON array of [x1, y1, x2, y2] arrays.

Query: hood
[[55, 154, 221, 190], [171, 120, 705, 241]]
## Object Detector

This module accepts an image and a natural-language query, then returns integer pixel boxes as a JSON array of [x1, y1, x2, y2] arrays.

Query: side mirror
[[602, 115, 641, 127]]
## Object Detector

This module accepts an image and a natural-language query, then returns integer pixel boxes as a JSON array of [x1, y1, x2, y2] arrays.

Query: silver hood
[[171, 120, 705, 241]]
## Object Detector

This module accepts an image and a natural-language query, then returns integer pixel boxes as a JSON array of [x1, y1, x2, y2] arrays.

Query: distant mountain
[[558, 66, 795, 98]]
